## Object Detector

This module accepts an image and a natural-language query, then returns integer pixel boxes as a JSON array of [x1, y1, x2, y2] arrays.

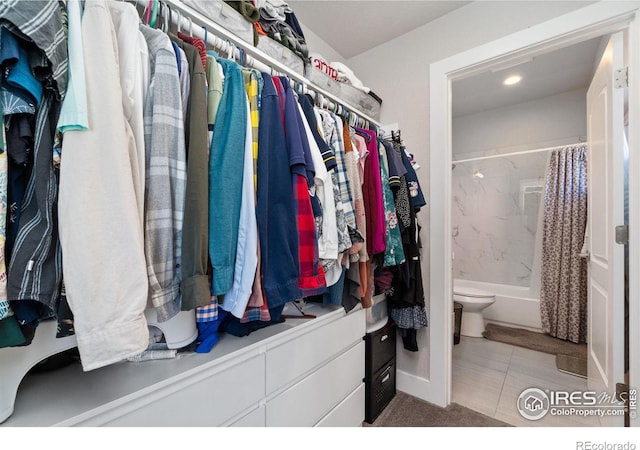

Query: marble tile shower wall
[[452, 152, 549, 287]]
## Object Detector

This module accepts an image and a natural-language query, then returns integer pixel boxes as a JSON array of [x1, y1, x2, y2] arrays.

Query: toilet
[[453, 282, 496, 338]]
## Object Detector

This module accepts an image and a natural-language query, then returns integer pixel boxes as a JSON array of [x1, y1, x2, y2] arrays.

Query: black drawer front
[[365, 321, 396, 376], [364, 359, 396, 424]]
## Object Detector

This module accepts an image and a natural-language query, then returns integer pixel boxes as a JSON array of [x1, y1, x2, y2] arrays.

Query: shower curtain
[[539, 145, 588, 344]]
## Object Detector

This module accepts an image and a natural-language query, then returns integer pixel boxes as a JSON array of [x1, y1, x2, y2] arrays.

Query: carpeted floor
[[365, 392, 511, 427], [482, 323, 587, 377]]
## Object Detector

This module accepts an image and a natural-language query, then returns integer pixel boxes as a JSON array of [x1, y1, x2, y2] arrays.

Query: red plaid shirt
[[294, 173, 326, 296]]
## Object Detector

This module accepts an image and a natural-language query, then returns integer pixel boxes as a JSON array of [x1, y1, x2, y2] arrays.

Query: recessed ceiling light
[[473, 170, 484, 179], [504, 75, 522, 86]]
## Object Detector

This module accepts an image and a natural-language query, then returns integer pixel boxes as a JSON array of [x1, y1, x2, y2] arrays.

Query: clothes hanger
[[167, 3, 175, 34], [281, 301, 317, 320], [149, 0, 159, 27], [238, 47, 247, 67], [176, 9, 182, 34], [160, 2, 169, 33], [143, 0, 152, 24], [202, 26, 208, 47], [188, 16, 193, 37], [227, 41, 236, 61]]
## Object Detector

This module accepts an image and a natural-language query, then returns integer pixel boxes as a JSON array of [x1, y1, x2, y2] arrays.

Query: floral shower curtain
[[540, 145, 588, 344]]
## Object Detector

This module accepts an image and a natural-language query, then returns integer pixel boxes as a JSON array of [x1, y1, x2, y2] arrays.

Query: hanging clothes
[[56, 0, 88, 134], [59, 0, 149, 371], [208, 56, 246, 296], [296, 98, 336, 270], [356, 128, 385, 257], [378, 140, 405, 268], [177, 32, 208, 72], [343, 123, 366, 260], [386, 138, 428, 352], [0, 29, 36, 347], [298, 94, 336, 172], [0, 0, 67, 99], [139, 24, 187, 323], [241, 69, 271, 323], [255, 73, 301, 307], [0, 110, 21, 347], [109, 1, 148, 225], [275, 76, 326, 297], [317, 109, 351, 258], [5, 1, 67, 344], [219, 93, 258, 319], [172, 36, 211, 312]]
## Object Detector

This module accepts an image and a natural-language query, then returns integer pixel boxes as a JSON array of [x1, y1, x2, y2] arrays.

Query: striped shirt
[[0, 0, 68, 98], [140, 25, 187, 323], [177, 31, 207, 72], [317, 110, 356, 229], [3, 0, 67, 314], [7, 94, 63, 313]]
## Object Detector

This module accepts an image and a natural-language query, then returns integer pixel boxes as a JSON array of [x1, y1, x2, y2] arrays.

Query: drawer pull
[[380, 334, 388, 342], [381, 373, 390, 383]]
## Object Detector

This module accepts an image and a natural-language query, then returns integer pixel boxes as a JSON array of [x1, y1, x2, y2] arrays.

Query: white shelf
[[2, 303, 364, 427]]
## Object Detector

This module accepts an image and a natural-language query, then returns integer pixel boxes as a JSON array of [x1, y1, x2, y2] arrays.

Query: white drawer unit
[[229, 406, 266, 427], [315, 383, 366, 427], [266, 307, 365, 394], [266, 341, 365, 427], [1, 303, 366, 427], [100, 354, 265, 427]]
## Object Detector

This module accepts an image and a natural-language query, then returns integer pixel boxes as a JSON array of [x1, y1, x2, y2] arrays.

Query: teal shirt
[[208, 57, 247, 295], [57, 0, 88, 133]]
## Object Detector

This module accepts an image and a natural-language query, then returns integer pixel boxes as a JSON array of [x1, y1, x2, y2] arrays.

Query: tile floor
[[452, 336, 602, 427]]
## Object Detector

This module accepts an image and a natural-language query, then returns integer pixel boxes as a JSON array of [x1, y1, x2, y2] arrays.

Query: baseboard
[[396, 370, 447, 408]]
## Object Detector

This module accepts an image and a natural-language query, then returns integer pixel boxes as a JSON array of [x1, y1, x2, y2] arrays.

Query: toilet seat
[[453, 285, 493, 298]]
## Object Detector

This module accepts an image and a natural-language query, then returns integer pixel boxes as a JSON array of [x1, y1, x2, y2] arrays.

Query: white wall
[[343, 0, 593, 390], [299, 22, 346, 64], [453, 88, 587, 158]]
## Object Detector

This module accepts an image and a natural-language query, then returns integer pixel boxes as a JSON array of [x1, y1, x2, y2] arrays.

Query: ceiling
[[287, 1, 471, 59], [452, 36, 603, 117], [287, 2, 602, 116]]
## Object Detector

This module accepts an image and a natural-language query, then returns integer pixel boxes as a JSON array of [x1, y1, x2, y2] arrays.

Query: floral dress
[[378, 141, 405, 267]]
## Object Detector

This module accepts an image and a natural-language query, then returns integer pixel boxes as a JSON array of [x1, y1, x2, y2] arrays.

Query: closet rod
[[134, 0, 382, 128], [452, 141, 587, 164]]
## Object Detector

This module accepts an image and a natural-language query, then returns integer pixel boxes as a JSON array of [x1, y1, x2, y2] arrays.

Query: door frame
[[428, 1, 640, 426]]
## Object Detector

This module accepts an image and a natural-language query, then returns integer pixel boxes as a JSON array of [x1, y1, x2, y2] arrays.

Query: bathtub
[[453, 279, 542, 332]]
